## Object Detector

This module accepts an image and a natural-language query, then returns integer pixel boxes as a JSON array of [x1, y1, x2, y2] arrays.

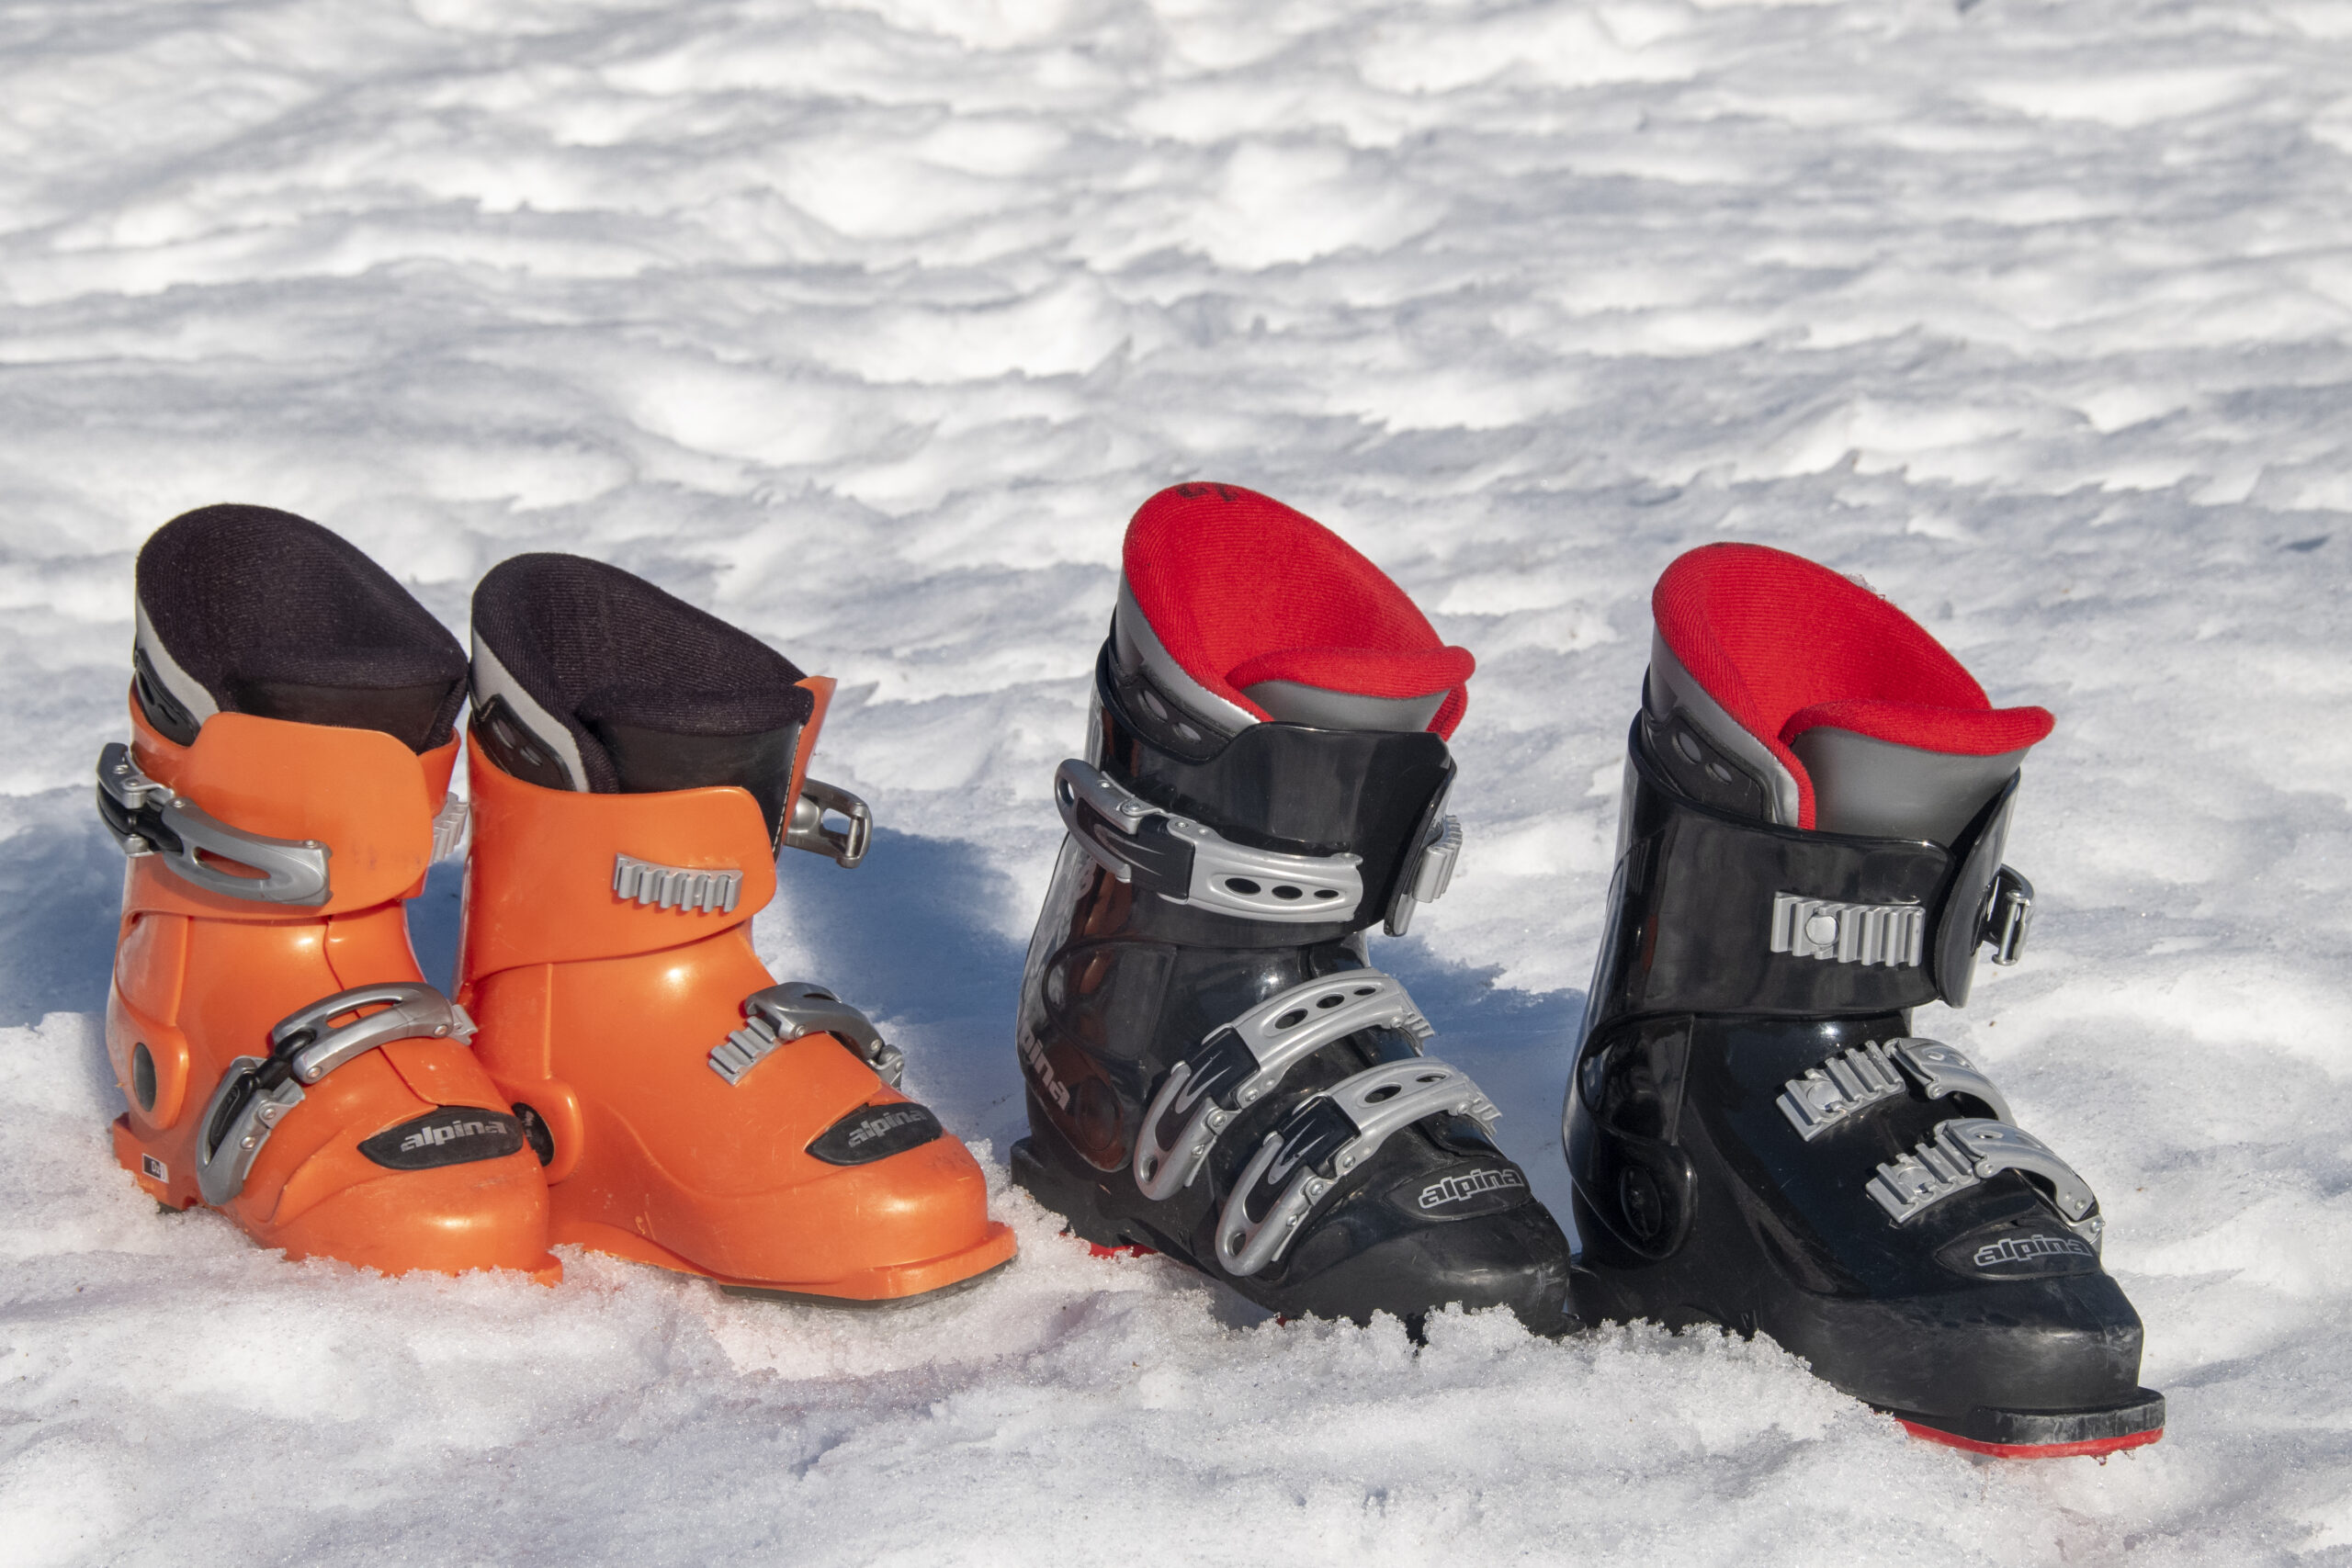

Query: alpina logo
[[1973, 1233, 2094, 1269], [847, 1109, 927, 1147], [1019, 1032, 1070, 1111], [1419, 1168, 1527, 1210], [399, 1117, 510, 1154]]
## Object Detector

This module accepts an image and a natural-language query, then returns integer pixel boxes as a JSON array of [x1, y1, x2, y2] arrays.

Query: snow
[[2, 0, 2349, 1560]]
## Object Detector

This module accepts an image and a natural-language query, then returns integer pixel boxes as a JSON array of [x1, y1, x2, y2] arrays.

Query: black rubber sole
[[1887, 1387, 2166, 1457]]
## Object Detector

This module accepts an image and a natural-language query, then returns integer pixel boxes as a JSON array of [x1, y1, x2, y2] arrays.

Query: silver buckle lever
[[96, 742, 332, 907], [1982, 865, 2033, 964], [1865, 1117, 2103, 1252], [708, 981, 903, 1088], [1134, 969, 1431, 1201], [1216, 1058, 1499, 1278], [1777, 1036, 2012, 1142], [196, 982, 474, 1207], [1385, 811, 1463, 937], [1055, 759, 1363, 924]]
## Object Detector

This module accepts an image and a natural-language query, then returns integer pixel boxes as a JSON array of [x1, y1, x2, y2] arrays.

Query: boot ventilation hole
[[1132, 681, 1201, 741], [1221, 876, 1343, 904], [1272, 986, 1381, 1032]]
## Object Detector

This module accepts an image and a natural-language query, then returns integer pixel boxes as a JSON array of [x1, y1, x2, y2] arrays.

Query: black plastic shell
[[1011, 638, 1572, 1331], [1562, 718, 2157, 1438]]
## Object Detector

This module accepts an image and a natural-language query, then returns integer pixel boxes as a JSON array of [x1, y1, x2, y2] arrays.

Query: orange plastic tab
[[122, 697, 453, 919], [459, 735, 778, 976]]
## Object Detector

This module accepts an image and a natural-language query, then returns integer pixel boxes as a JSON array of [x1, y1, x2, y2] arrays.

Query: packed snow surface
[[4, 0, 2351, 1561]]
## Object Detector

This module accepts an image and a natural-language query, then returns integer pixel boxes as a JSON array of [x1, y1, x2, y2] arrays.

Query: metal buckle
[[782, 778, 872, 868], [96, 742, 332, 907], [1054, 759, 1363, 924], [1776, 1036, 2012, 1142], [1215, 1057, 1499, 1278], [270, 983, 476, 1082], [1982, 864, 2033, 965], [1132, 969, 1432, 1201], [708, 981, 903, 1088], [1385, 813, 1463, 937], [195, 983, 474, 1207], [1769, 890, 1925, 967], [1864, 1117, 2103, 1252]]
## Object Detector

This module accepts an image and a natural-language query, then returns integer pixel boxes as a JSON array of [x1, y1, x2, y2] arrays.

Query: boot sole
[[556, 1216, 1018, 1305], [717, 1257, 1014, 1310], [1889, 1388, 2166, 1458]]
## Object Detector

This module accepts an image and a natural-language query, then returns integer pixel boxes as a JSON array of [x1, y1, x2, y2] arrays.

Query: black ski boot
[[1012, 483, 1574, 1332], [1565, 541, 2163, 1455]]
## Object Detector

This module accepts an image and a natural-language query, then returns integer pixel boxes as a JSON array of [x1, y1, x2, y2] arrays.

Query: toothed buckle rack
[[1777, 1035, 2103, 1252], [708, 981, 903, 1089]]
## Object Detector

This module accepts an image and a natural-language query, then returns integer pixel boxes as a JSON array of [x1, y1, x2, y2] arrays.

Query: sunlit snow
[[2, 0, 2348, 1562]]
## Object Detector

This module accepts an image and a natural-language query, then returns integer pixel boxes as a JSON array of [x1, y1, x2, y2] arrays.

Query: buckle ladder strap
[[196, 983, 476, 1208], [430, 795, 469, 863], [1777, 1036, 2012, 1142], [1215, 1058, 1501, 1279], [1769, 893, 1926, 968], [1865, 1118, 2105, 1253], [96, 742, 333, 907], [708, 982, 903, 1088], [1055, 759, 1364, 924], [613, 853, 741, 915], [1133, 969, 1432, 1201]]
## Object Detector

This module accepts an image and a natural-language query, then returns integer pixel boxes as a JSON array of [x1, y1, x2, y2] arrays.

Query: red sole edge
[[1085, 1241, 1157, 1259], [1899, 1419, 2165, 1460]]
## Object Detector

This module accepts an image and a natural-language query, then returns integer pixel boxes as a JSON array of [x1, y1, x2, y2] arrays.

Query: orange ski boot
[[99, 505, 556, 1279], [457, 553, 1014, 1304]]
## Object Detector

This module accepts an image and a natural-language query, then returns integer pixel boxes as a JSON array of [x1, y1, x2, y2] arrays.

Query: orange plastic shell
[[106, 694, 556, 1281], [458, 722, 1013, 1301]]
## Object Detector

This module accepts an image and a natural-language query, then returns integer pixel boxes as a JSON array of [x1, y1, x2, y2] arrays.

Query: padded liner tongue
[[1120, 483, 1474, 736], [134, 504, 469, 753], [1232, 647, 1462, 732], [469, 554, 812, 835], [1650, 543, 2054, 840]]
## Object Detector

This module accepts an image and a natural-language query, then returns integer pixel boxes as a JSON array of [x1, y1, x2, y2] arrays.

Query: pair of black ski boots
[[1011, 482, 2163, 1460]]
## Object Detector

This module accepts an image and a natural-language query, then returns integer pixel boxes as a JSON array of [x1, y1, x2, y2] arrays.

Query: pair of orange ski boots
[[98, 504, 1013, 1301]]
